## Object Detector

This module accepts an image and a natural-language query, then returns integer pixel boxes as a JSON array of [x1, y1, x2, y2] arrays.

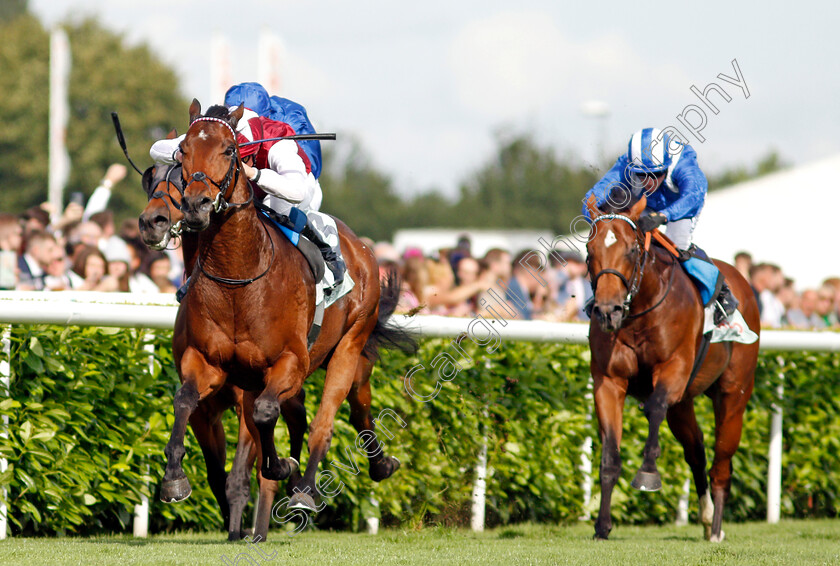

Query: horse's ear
[[585, 194, 602, 218], [228, 104, 245, 128], [189, 99, 201, 123], [141, 166, 155, 196], [166, 128, 178, 139], [629, 195, 647, 219]]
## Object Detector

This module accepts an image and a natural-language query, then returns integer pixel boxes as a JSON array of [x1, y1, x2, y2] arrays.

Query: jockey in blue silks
[[582, 127, 738, 322]]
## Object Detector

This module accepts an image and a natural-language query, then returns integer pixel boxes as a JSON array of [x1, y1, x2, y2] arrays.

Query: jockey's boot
[[301, 222, 345, 292], [687, 245, 739, 324]]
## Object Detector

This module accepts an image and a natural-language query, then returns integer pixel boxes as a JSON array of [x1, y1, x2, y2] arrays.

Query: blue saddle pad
[[258, 206, 306, 247], [682, 257, 721, 307]]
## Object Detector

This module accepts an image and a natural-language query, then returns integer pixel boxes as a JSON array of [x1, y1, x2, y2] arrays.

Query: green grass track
[[1, 519, 839, 565]]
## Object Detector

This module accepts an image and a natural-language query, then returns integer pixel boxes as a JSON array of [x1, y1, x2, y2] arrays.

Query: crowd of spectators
[[371, 238, 840, 331], [0, 164, 183, 295], [4, 169, 840, 332]]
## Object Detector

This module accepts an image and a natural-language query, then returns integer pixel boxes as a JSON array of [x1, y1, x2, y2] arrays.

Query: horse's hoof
[[160, 477, 192, 503], [289, 491, 318, 512], [710, 530, 725, 543], [369, 456, 400, 482], [593, 533, 609, 541], [262, 457, 298, 481], [631, 471, 662, 492]]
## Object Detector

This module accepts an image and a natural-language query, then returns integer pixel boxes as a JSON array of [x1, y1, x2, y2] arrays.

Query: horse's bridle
[[588, 213, 676, 319], [180, 116, 253, 213], [146, 163, 186, 240], [180, 115, 275, 287]]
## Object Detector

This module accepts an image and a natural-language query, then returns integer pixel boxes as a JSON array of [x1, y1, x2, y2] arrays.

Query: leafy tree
[[319, 138, 409, 242], [452, 133, 599, 234], [707, 150, 788, 191], [0, 12, 185, 220], [0, 0, 27, 23]]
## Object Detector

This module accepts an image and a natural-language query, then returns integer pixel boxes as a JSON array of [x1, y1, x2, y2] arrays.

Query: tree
[[319, 138, 409, 242], [0, 12, 186, 220], [706, 150, 788, 191], [452, 133, 599, 234]]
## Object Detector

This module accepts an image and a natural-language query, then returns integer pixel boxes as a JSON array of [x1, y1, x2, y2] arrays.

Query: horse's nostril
[[153, 215, 168, 226]]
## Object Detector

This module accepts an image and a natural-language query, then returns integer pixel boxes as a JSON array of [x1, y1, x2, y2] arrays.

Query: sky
[[31, 0, 840, 199]]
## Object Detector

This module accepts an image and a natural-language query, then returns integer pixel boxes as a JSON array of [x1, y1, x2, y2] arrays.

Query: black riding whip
[[110, 111, 145, 175]]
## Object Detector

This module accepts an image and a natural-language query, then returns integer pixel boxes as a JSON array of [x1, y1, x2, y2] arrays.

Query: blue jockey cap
[[224, 82, 271, 116], [627, 127, 672, 174]]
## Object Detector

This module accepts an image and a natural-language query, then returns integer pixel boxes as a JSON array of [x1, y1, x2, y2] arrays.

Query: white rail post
[[766, 357, 785, 524], [676, 477, 691, 526], [133, 332, 154, 538], [579, 374, 593, 520], [470, 437, 488, 532], [0, 326, 11, 539], [365, 494, 380, 534]]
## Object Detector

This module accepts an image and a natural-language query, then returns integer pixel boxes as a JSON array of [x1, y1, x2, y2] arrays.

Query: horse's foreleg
[[633, 360, 691, 492], [347, 357, 400, 482], [280, 389, 307, 494], [162, 349, 227, 503], [255, 352, 305, 483], [593, 374, 627, 540], [666, 399, 712, 538]]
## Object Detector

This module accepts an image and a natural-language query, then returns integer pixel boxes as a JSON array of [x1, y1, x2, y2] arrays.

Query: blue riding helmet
[[224, 82, 271, 116], [627, 127, 672, 174]]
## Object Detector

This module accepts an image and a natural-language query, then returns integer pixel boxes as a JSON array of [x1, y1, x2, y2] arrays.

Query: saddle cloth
[[703, 305, 759, 344]]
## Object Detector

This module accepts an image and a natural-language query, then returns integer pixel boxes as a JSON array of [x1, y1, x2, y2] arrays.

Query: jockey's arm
[[150, 134, 186, 164], [248, 139, 309, 204], [659, 150, 707, 222], [582, 155, 631, 219]]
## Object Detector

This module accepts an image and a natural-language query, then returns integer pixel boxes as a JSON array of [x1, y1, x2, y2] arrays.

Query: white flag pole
[[48, 27, 71, 224]]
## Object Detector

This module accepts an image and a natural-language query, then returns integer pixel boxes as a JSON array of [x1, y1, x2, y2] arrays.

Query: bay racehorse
[[139, 158, 308, 540], [585, 194, 759, 542], [160, 100, 413, 540]]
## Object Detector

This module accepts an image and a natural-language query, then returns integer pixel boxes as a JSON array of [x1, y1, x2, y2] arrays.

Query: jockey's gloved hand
[[638, 212, 667, 233]]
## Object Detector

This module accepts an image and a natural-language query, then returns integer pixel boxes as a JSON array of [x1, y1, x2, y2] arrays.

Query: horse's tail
[[363, 269, 419, 361]]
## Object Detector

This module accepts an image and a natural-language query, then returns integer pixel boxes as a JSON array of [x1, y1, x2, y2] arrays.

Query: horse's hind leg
[[347, 357, 401, 482], [189, 400, 229, 529], [290, 333, 369, 511], [280, 389, 307, 494], [226, 394, 258, 541], [593, 373, 628, 540], [708, 372, 753, 543], [666, 399, 713, 539]]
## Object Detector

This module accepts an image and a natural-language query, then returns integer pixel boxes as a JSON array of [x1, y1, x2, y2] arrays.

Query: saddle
[[256, 204, 325, 283]]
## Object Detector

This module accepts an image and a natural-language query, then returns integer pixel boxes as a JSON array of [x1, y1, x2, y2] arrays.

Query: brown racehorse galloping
[[139, 160, 308, 541], [585, 194, 759, 542], [160, 100, 413, 541]]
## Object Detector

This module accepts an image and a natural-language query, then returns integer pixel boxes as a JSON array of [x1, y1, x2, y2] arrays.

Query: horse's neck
[[198, 202, 268, 272], [634, 249, 681, 310]]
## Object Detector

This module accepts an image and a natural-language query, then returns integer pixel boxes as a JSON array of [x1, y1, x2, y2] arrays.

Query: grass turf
[[0, 519, 839, 565]]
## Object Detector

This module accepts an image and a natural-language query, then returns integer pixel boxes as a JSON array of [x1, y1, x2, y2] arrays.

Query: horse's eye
[[224, 146, 235, 157]]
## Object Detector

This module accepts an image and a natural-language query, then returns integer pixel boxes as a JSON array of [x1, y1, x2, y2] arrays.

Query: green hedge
[[0, 325, 838, 536]]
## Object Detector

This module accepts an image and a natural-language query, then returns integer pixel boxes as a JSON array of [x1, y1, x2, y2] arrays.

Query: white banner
[[258, 28, 285, 95], [210, 32, 232, 105]]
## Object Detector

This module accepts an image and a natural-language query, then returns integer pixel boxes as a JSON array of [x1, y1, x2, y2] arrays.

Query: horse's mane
[[204, 105, 231, 120], [600, 187, 642, 215]]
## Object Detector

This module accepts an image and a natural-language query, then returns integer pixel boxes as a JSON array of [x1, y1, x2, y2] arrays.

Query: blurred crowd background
[[4, 162, 835, 333]]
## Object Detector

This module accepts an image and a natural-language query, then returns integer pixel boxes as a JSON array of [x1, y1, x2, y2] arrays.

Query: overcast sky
[[31, 0, 840, 198]]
